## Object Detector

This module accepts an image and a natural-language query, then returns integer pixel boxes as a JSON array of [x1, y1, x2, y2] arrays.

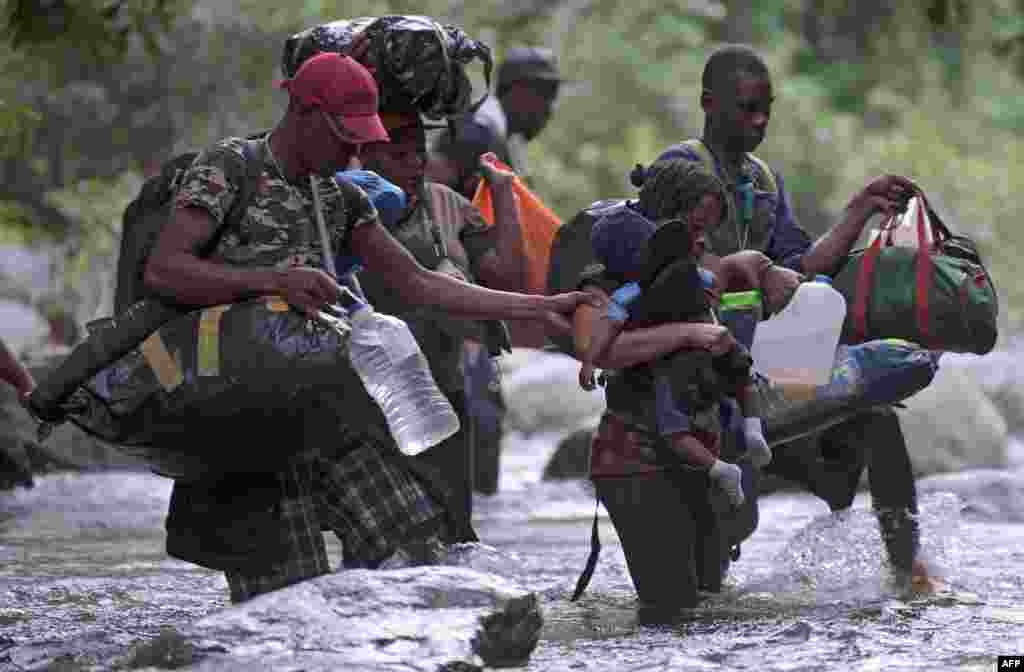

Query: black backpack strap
[[570, 496, 602, 602], [198, 138, 266, 257]]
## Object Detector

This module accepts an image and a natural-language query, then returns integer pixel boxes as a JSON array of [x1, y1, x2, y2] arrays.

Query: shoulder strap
[[680, 138, 714, 169], [678, 139, 779, 196], [421, 182, 450, 260], [745, 153, 778, 195], [570, 497, 602, 601], [198, 138, 266, 257]]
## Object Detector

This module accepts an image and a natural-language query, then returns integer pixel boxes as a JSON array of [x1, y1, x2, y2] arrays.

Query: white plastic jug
[[750, 275, 847, 388]]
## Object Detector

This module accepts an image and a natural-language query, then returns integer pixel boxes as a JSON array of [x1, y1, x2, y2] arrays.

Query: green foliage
[[3, 0, 181, 61], [0, 0, 1023, 336], [0, 98, 39, 157]]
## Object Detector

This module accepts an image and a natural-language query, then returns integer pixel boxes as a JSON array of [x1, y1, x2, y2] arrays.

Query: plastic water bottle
[[340, 289, 460, 456], [750, 275, 846, 389]]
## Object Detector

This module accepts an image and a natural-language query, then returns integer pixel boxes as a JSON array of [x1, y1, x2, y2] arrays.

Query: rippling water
[[2, 429, 1023, 671]]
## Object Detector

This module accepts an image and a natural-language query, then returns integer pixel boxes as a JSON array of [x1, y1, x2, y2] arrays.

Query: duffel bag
[[832, 191, 998, 354], [760, 338, 940, 447], [37, 297, 385, 480]]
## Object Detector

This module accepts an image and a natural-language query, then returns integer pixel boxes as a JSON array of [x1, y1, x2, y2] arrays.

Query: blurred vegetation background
[[0, 0, 1022, 342]]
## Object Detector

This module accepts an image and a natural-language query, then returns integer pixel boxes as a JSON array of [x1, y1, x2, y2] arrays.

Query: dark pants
[[767, 407, 919, 571], [413, 389, 478, 543], [463, 348, 505, 495], [596, 469, 727, 608]]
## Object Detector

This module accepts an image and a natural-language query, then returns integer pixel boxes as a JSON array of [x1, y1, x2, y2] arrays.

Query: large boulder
[[542, 426, 594, 481], [965, 348, 1024, 437], [0, 348, 145, 490], [498, 349, 605, 435], [121, 567, 542, 671], [0, 298, 48, 355], [895, 354, 1008, 476]]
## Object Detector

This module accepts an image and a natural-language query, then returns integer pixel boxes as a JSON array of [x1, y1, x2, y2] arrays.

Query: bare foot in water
[[909, 558, 943, 594]]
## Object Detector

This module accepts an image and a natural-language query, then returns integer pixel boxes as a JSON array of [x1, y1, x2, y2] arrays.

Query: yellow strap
[[140, 331, 184, 392], [775, 381, 818, 402], [197, 305, 230, 377], [266, 296, 289, 313]]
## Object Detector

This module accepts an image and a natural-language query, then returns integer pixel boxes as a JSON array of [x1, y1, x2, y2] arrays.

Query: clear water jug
[[750, 275, 846, 389], [342, 292, 460, 456]]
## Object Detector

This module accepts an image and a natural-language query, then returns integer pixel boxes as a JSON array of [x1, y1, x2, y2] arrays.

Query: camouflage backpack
[[282, 16, 493, 121]]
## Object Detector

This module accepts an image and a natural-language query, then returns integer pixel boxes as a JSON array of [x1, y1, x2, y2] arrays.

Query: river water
[[1, 428, 1023, 671]]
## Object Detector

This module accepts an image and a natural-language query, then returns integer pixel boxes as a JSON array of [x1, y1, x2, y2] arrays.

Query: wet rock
[[542, 427, 594, 481], [896, 355, 1008, 476], [125, 566, 542, 671], [499, 349, 604, 435], [0, 434, 33, 489], [0, 349, 145, 489], [472, 594, 542, 668], [968, 349, 1024, 436]]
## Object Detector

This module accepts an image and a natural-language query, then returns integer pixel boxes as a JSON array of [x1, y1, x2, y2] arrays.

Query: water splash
[[750, 492, 967, 604]]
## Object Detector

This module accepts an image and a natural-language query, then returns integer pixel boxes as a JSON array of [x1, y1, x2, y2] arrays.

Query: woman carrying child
[[566, 160, 785, 608]]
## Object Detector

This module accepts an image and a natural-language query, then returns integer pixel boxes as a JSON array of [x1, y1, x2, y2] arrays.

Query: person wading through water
[[145, 53, 593, 602], [359, 107, 529, 541], [652, 43, 933, 587]]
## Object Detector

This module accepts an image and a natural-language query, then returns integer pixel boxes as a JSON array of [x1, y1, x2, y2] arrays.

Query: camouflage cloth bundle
[[759, 339, 940, 447], [281, 16, 493, 120], [43, 297, 384, 481]]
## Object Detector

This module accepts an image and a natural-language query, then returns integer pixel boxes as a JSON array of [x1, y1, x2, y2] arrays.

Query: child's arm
[[574, 283, 641, 390], [577, 317, 624, 390]]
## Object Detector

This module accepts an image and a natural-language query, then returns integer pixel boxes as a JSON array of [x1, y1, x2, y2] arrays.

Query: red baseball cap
[[279, 53, 389, 144]]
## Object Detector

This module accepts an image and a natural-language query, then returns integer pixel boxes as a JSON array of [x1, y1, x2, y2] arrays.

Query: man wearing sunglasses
[[145, 53, 592, 602]]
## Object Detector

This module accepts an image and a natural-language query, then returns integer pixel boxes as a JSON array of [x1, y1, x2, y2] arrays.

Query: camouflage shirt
[[175, 137, 378, 271], [358, 181, 495, 393]]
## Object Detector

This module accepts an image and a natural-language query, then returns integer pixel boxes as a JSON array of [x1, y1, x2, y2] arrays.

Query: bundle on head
[[281, 15, 493, 121]]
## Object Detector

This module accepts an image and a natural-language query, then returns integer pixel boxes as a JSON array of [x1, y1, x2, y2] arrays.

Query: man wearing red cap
[[144, 53, 591, 602], [359, 108, 530, 540]]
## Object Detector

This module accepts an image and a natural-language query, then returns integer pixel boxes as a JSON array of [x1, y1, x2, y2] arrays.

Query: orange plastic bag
[[472, 159, 561, 295]]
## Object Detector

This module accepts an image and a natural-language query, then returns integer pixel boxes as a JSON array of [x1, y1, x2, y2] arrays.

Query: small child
[[576, 166, 771, 508]]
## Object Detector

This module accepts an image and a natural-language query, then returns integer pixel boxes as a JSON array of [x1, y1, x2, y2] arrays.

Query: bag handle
[[851, 226, 883, 343], [853, 188, 935, 347], [912, 189, 934, 347]]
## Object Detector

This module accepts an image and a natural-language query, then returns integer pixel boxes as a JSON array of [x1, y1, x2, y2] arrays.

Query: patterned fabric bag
[[46, 298, 383, 480], [759, 339, 940, 447], [282, 16, 493, 120]]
